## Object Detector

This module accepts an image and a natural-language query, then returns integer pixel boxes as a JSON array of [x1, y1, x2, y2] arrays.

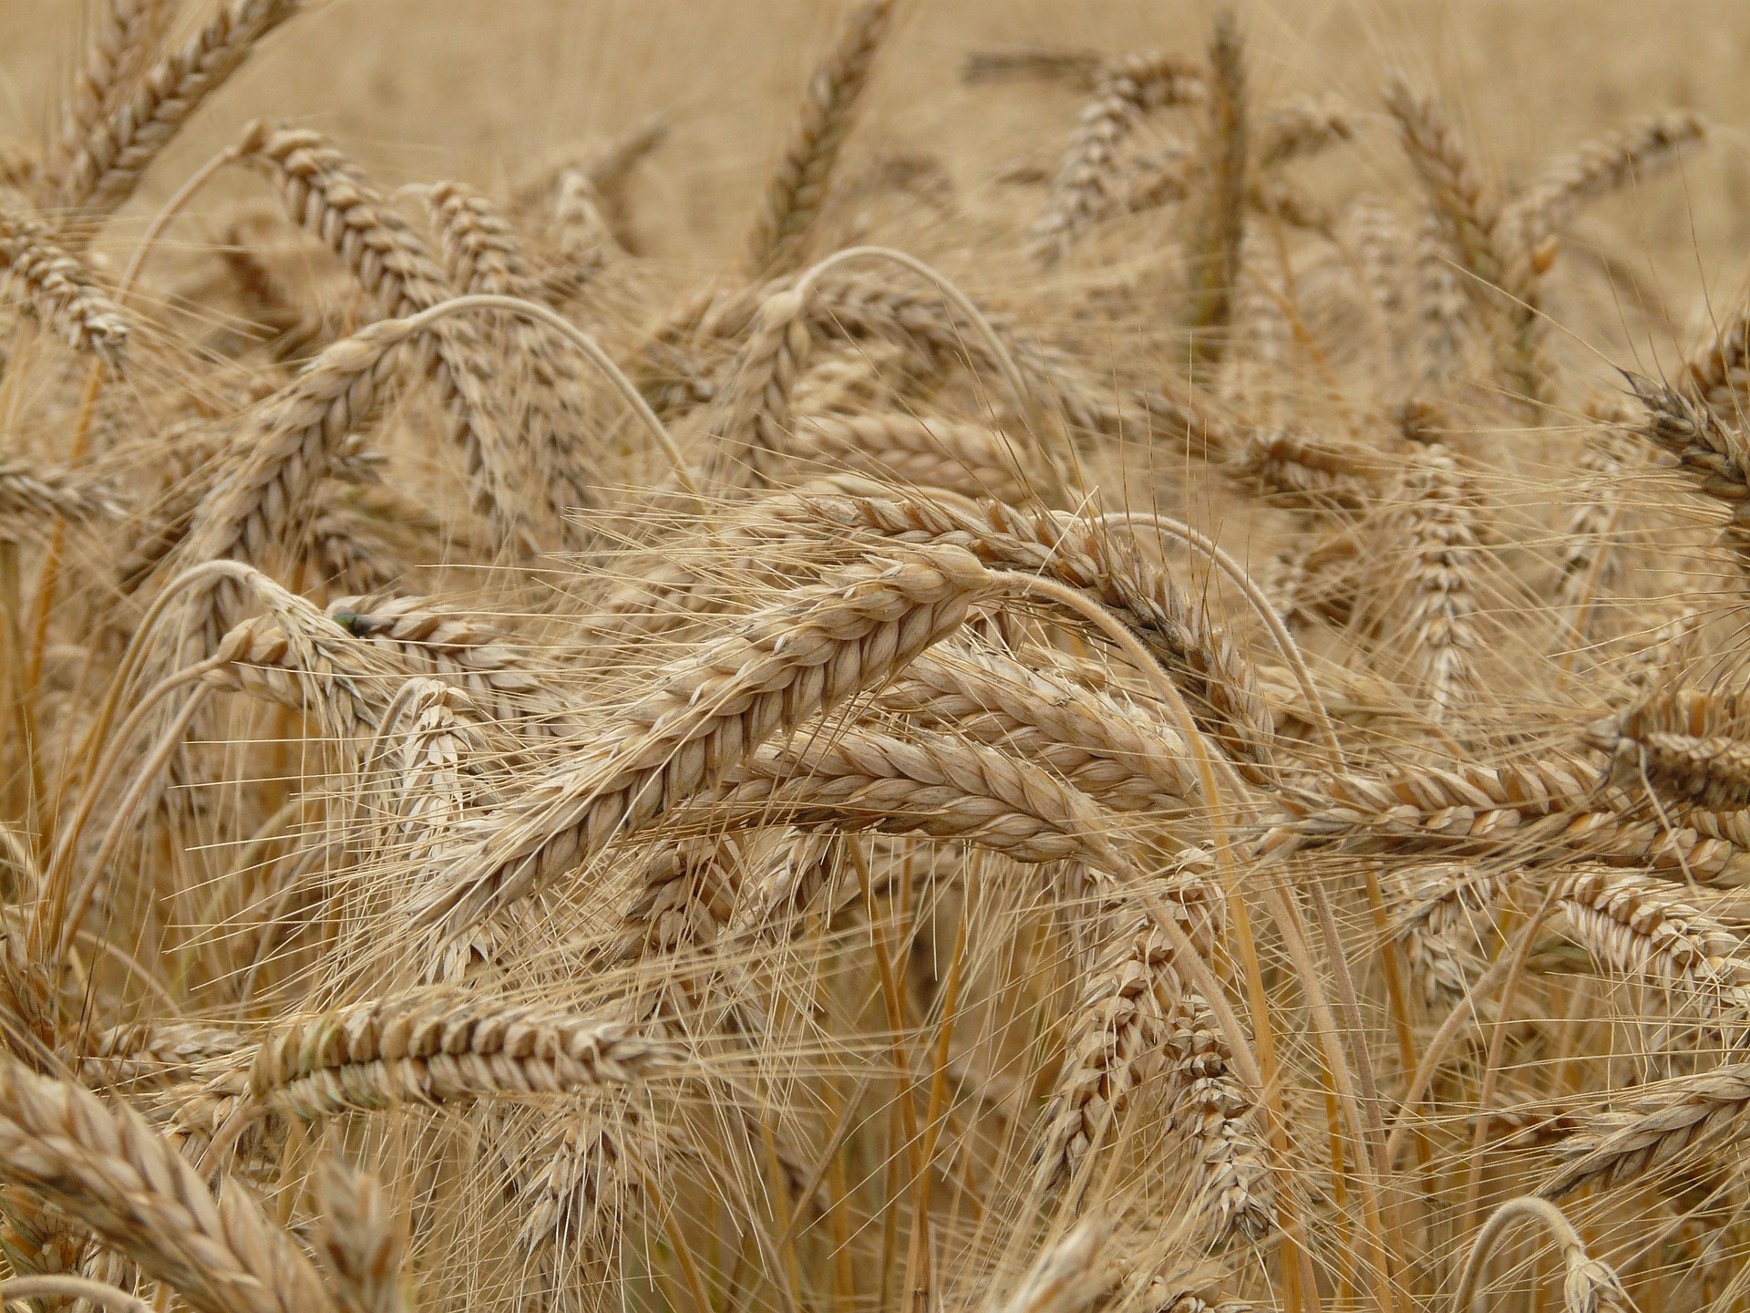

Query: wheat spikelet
[[747, 0, 899, 277], [1626, 373, 1750, 561], [1030, 52, 1204, 265], [1227, 428, 1387, 512], [44, 0, 181, 199], [1344, 198, 1411, 361], [1037, 915, 1193, 1200], [704, 724, 1128, 869], [0, 1057, 329, 1313], [1164, 988, 1275, 1242], [500, 1102, 654, 1299], [171, 315, 439, 647], [713, 285, 815, 485], [549, 166, 616, 284], [1593, 686, 1750, 809], [613, 838, 745, 961], [324, 597, 578, 732], [1373, 445, 1487, 717], [425, 179, 600, 527], [876, 646, 1198, 814], [1307, 781, 1749, 878], [250, 991, 668, 1118], [0, 459, 123, 538], [0, 207, 129, 365], [985, 1220, 1107, 1313], [1255, 94, 1352, 169], [1384, 74, 1506, 297], [1392, 863, 1516, 1003], [1411, 212, 1469, 392], [75, 1022, 248, 1090], [1553, 431, 1632, 633], [204, 591, 421, 740], [785, 411, 1037, 502], [0, 1187, 89, 1310], [58, 0, 305, 215]]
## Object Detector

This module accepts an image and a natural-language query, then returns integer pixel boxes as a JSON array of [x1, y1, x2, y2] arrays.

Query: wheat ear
[[0, 1056, 330, 1313], [406, 544, 990, 936], [425, 179, 601, 526], [747, 0, 899, 277], [310, 1158, 410, 1313], [778, 491, 1277, 783], [1505, 110, 1706, 253], [1029, 52, 1205, 265], [250, 991, 668, 1119], [238, 123, 536, 547], [58, 0, 305, 215], [44, 0, 180, 198], [0, 207, 129, 365], [1541, 1064, 1750, 1197]]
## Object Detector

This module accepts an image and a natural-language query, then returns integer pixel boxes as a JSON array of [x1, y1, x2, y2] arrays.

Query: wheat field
[[2, 2, 1750, 1312]]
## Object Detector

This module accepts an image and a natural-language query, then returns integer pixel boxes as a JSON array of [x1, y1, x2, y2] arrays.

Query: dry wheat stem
[[0, 1274, 152, 1313]]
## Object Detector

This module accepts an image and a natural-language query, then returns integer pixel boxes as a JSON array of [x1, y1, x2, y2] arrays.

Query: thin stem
[[0, 1276, 153, 1313], [1096, 508, 1345, 769], [1453, 1196, 1587, 1313]]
